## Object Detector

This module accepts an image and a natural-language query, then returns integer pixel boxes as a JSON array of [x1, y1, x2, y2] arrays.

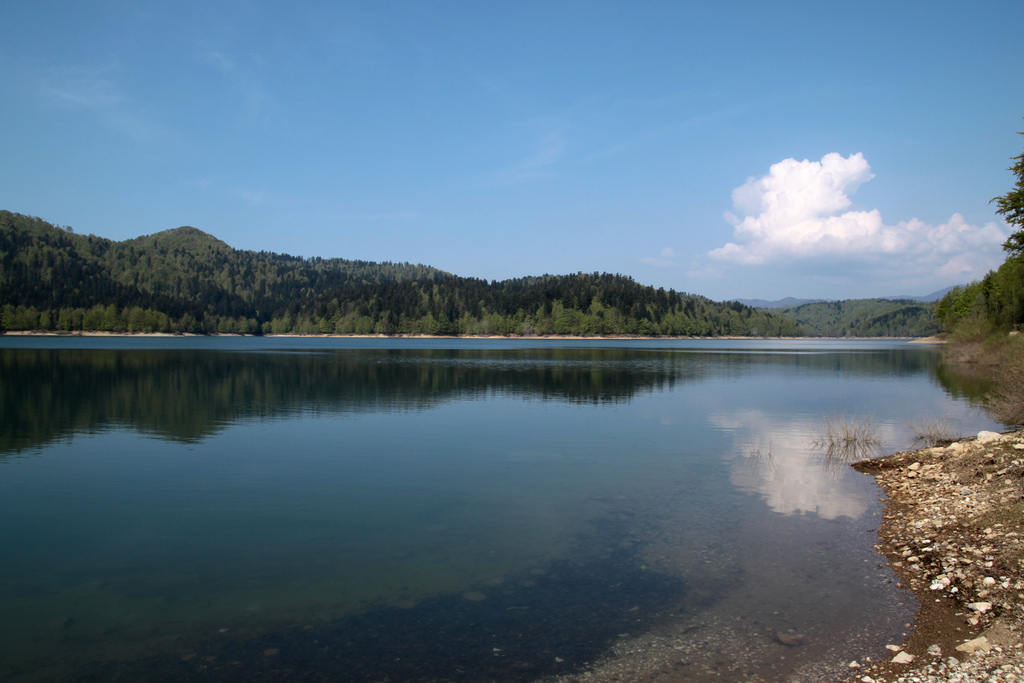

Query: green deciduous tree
[[995, 129, 1024, 256]]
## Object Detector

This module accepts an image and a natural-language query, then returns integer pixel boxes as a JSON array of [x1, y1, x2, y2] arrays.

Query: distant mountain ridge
[[732, 297, 823, 309], [882, 286, 956, 303], [734, 287, 956, 309]]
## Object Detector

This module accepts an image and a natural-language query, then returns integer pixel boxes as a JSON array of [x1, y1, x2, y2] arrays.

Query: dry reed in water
[[906, 417, 961, 447], [811, 414, 883, 466]]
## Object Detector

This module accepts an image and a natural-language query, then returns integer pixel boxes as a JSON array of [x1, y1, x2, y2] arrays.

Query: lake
[[0, 337, 1003, 682]]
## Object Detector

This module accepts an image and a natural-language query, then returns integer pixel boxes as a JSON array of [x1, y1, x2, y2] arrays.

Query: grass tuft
[[811, 414, 883, 465], [906, 417, 961, 447]]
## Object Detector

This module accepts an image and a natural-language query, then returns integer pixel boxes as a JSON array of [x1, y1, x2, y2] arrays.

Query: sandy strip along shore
[[848, 430, 1024, 682]]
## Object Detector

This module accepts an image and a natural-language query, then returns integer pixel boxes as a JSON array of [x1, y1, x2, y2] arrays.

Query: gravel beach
[[848, 429, 1024, 682]]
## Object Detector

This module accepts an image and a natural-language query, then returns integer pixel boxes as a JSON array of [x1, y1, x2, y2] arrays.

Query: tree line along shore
[[0, 211, 942, 338]]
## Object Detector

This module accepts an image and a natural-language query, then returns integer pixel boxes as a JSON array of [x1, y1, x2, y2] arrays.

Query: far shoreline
[[0, 330, 945, 342]]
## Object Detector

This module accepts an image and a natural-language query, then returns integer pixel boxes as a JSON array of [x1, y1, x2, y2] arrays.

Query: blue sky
[[2, 1, 1022, 301]]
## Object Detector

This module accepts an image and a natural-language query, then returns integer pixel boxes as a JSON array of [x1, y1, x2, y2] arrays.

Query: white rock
[[848, 660, 860, 668], [969, 601, 993, 613], [977, 431, 1003, 443], [892, 651, 915, 664], [983, 577, 997, 586], [956, 636, 992, 653]]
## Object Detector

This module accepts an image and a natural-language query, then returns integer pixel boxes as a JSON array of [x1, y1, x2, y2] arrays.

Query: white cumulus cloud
[[708, 153, 1007, 280]]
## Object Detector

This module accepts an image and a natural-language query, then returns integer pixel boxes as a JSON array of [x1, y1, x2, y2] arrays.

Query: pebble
[[775, 631, 805, 647]]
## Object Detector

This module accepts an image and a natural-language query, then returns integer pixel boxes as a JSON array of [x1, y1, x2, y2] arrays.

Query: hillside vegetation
[[935, 128, 1024, 424], [777, 299, 939, 337], [935, 259, 1024, 336], [936, 129, 1024, 340], [0, 211, 802, 337]]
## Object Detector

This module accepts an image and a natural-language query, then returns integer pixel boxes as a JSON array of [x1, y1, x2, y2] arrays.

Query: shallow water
[[0, 338, 1003, 681]]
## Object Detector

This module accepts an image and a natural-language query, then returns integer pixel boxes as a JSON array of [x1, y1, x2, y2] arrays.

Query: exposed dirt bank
[[848, 430, 1024, 682]]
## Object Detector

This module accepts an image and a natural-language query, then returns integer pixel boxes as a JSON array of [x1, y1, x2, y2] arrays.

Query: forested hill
[[776, 298, 939, 337], [0, 211, 802, 337]]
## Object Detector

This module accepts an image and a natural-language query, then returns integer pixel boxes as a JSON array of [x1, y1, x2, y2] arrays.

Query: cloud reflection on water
[[714, 410, 900, 520]]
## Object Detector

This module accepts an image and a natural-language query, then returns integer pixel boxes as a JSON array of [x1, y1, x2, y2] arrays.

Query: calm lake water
[[0, 337, 1003, 682]]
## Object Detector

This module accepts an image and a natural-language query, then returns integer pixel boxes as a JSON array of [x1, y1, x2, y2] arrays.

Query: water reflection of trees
[[1, 345, 947, 454], [705, 347, 939, 377], [933, 357, 996, 405], [0, 348, 699, 453]]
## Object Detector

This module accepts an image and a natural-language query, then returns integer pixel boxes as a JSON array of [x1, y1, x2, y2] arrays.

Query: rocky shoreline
[[849, 429, 1024, 682]]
